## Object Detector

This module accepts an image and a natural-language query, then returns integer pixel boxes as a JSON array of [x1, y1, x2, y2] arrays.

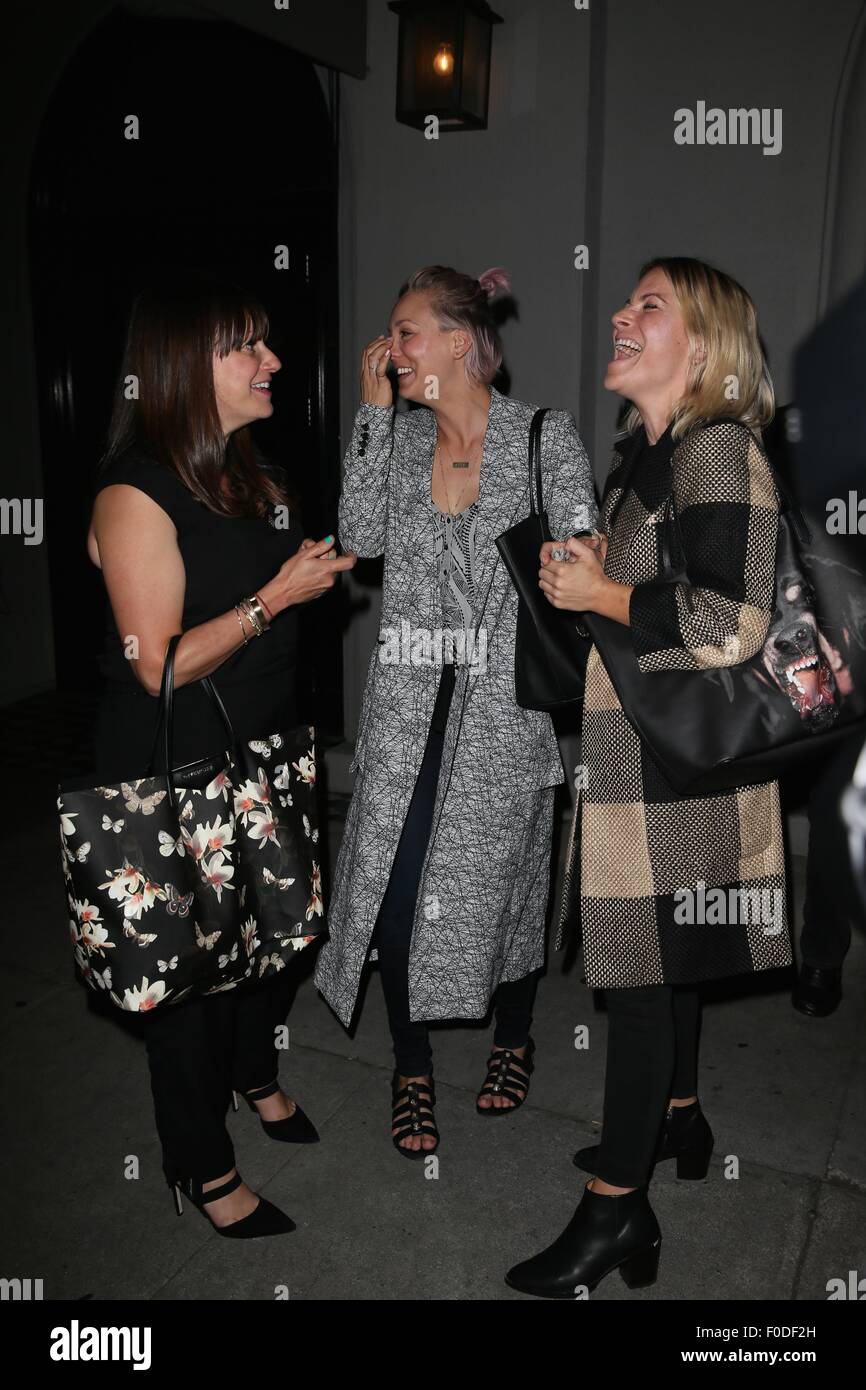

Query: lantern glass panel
[[460, 8, 491, 122], [397, 9, 461, 116]]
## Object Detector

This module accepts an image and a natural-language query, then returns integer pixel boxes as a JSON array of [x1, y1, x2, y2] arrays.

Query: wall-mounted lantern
[[388, 1, 503, 132]]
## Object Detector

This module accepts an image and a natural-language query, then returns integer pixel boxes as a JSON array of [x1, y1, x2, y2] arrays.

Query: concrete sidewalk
[[2, 790, 864, 1302]]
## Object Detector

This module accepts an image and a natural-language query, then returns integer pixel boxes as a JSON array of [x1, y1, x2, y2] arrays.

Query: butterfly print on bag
[[218, 942, 239, 970], [248, 735, 283, 759], [123, 921, 158, 947], [158, 830, 185, 857], [64, 840, 91, 865], [164, 883, 194, 917], [121, 782, 167, 815], [195, 922, 221, 951], [263, 866, 295, 890]]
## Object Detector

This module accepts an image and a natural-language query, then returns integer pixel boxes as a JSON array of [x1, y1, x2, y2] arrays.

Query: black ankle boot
[[505, 1183, 661, 1298], [573, 1100, 714, 1180], [792, 964, 842, 1017]]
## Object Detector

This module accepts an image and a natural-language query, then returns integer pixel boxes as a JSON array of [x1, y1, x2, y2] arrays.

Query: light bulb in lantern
[[433, 43, 454, 77]]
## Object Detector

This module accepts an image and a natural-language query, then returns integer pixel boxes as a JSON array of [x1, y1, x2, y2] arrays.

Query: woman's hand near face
[[360, 335, 394, 406]]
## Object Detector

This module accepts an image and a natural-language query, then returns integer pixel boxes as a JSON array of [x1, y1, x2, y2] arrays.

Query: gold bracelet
[[234, 604, 254, 643], [243, 593, 270, 633], [249, 593, 271, 630], [240, 600, 264, 637]]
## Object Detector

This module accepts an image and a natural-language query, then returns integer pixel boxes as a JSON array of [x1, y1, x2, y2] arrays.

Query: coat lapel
[[603, 426, 675, 581], [472, 387, 533, 609]]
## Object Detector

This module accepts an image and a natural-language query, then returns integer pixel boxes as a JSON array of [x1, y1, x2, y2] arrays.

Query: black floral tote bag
[[58, 636, 326, 1012]]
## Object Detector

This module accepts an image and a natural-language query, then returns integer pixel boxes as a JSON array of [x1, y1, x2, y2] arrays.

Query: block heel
[[620, 1236, 661, 1289]]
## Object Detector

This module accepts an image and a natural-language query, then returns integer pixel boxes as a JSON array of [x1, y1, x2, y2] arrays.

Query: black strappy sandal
[[476, 1038, 535, 1117], [232, 1080, 320, 1144], [169, 1171, 295, 1238], [390, 1073, 440, 1160]]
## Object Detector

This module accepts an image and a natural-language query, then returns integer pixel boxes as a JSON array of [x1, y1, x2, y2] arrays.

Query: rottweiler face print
[[753, 566, 855, 732]]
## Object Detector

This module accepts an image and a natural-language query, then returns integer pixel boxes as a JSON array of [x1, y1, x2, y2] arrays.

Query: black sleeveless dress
[[92, 450, 304, 781]]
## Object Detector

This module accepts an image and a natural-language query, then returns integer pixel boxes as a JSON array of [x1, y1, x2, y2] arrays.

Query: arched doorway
[[28, 6, 343, 733]]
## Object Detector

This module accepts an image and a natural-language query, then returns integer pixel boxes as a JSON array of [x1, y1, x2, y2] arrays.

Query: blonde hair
[[399, 265, 511, 386], [623, 257, 775, 441]]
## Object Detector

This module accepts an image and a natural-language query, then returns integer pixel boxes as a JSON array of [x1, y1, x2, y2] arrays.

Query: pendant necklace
[[435, 437, 482, 515]]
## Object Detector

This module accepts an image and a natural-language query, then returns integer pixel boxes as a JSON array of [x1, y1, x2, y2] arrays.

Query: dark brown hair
[[102, 273, 288, 516]]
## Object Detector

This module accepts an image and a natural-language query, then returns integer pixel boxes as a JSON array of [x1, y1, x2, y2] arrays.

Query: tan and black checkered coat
[[572, 419, 792, 988]]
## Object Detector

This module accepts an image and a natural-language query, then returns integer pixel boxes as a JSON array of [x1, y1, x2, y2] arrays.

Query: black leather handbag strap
[[528, 407, 550, 517], [146, 635, 236, 789]]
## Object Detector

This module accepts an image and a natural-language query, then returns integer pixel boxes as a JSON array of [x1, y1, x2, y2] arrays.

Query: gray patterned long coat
[[315, 386, 597, 1025]]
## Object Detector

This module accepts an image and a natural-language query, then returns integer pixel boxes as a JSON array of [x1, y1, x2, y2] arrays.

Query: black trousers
[[371, 664, 538, 1076], [141, 969, 296, 1184], [594, 984, 701, 1189], [800, 732, 864, 969]]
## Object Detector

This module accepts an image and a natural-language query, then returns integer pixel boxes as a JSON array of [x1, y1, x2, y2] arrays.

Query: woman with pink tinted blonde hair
[[315, 265, 597, 1159]]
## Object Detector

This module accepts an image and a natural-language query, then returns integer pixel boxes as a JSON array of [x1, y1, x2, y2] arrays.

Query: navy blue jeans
[[371, 666, 538, 1075]]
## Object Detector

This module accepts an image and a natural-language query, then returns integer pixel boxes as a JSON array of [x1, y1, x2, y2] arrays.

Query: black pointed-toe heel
[[476, 1038, 535, 1116], [573, 1100, 714, 1180], [505, 1183, 661, 1299], [169, 1171, 296, 1238], [234, 1080, 320, 1144]]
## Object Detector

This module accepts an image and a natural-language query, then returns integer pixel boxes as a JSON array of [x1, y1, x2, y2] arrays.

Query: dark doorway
[[28, 7, 343, 734]]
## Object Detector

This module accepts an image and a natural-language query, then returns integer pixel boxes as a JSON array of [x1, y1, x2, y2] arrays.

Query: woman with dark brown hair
[[87, 274, 355, 1237]]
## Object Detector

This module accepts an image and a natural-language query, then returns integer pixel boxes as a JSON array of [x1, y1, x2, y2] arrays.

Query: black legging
[[594, 984, 701, 1188], [371, 665, 538, 1076]]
